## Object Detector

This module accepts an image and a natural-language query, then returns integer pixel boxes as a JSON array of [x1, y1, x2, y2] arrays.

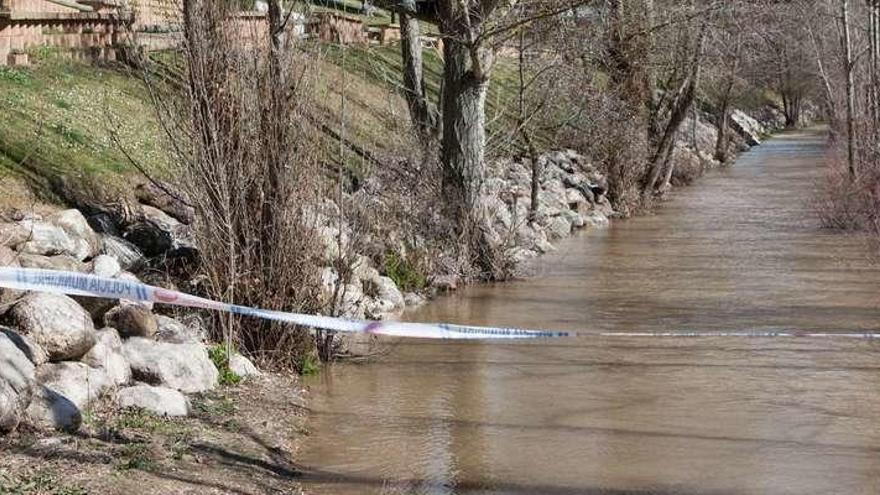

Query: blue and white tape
[[0, 268, 569, 340]]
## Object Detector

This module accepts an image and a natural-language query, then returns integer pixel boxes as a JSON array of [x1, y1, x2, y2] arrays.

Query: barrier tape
[[0, 268, 569, 340], [2, 268, 877, 341]]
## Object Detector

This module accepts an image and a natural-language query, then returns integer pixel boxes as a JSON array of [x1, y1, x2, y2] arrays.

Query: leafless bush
[[817, 145, 880, 234], [149, 0, 324, 370]]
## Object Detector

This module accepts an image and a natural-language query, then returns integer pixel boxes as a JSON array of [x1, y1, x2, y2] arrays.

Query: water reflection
[[299, 131, 880, 494]]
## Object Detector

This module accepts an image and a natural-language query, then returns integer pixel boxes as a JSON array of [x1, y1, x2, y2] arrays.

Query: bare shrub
[[817, 146, 880, 234], [150, 0, 324, 370]]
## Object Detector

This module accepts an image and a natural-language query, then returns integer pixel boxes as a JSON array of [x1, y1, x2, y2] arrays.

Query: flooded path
[[299, 130, 880, 494]]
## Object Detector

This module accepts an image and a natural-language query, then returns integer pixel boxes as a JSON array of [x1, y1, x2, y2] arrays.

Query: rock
[[431, 275, 458, 292], [354, 256, 382, 287], [26, 362, 112, 432], [0, 333, 36, 432], [26, 386, 81, 432], [510, 246, 540, 264], [0, 222, 29, 248], [535, 237, 556, 253], [104, 302, 158, 339], [101, 235, 145, 271], [123, 337, 218, 393], [336, 283, 365, 319], [90, 255, 121, 278], [35, 362, 112, 408], [80, 328, 131, 386], [123, 205, 196, 259], [229, 353, 261, 378], [14, 220, 77, 258], [1, 327, 48, 366], [0, 246, 22, 306], [368, 276, 405, 317], [134, 182, 195, 225], [16, 253, 87, 273], [561, 209, 584, 229], [117, 385, 189, 417], [565, 188, 589, 208], [730, 110, 765, 146], [0, 245, 18, 266], [155, 315, 203, 344], [9, 293, 97, 361], [403, 292, 425, 307], [47, 209, 101, 261], [319, 267, 339, 306], [545, 215, 572, 239], [583, 211, 610, 228], [85, 212, 120, 236], [316, 225, 349, 263]]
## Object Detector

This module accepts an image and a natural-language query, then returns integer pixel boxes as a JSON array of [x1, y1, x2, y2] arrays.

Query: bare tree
[[162, 0, 324, 370]]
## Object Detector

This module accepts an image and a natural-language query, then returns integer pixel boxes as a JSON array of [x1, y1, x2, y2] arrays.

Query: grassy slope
[[0, 50, 170, 203], [0, 40, 527, 205]]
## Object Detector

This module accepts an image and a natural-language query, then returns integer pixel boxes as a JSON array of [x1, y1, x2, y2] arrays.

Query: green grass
[[298, 354, 320, 376], [208, 344, 243, 386], [0, 47, 170, 201], [382, 251, 426, 292], [0, 39, 530, 205]]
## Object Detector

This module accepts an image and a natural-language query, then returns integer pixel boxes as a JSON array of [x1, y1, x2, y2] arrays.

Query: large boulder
[[47, 209, 101, 261], [155, 315, 203, 344], [364, 276, 405, 319], [16, 253, 87, 273], [26, 362, 112, 432], [26, 386, 81, 432], [0, 246, 22, 306], [104, 302, 158, 339], [9, 293, 97, 361], [123, 205, 196, 259], [117, 385, 190, 417], [80, 328, 131, 386], [730, 110, 765, 147], [2, 327, 48, 366], [0, 333, 36, 432], [134, 182, 195, 225], [0, 222, 30, 249], [123, 338, 218, 393], [14, 220, 77, 258], [100, 235, 145, 272], [34, 362, 112, 408]]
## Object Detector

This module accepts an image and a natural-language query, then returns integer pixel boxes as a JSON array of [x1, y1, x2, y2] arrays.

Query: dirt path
[[1, 374, 310, 494]]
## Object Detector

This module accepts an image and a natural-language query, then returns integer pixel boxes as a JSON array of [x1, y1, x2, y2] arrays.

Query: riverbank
[[1, 373, 308, 494]]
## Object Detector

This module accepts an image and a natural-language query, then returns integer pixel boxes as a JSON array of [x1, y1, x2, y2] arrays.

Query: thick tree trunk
[[440, 37, 489, 224], [714, 85, 733, 163], [399, 12, 437, 136]]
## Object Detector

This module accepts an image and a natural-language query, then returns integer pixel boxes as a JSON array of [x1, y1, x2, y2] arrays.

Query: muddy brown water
[[299, 130, 880, 495]]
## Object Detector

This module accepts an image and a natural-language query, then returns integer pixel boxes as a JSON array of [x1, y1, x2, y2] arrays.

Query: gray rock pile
[[0, 210, 259, 434]]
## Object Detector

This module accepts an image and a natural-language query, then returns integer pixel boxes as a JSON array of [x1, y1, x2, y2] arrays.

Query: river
[[298, 129, 880, 495]]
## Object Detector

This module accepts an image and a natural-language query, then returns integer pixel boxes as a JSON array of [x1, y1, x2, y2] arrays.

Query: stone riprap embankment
[[0, 209, 260, 433]]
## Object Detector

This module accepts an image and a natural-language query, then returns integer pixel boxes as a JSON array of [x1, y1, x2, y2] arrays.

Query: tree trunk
[[714, 84, 733, 163], [645, 27, 705, 193], [440, 37, 489, 225], [841, 0, 856, 178], [868, 1, 880, 142], [399, 12, 437, 136]]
